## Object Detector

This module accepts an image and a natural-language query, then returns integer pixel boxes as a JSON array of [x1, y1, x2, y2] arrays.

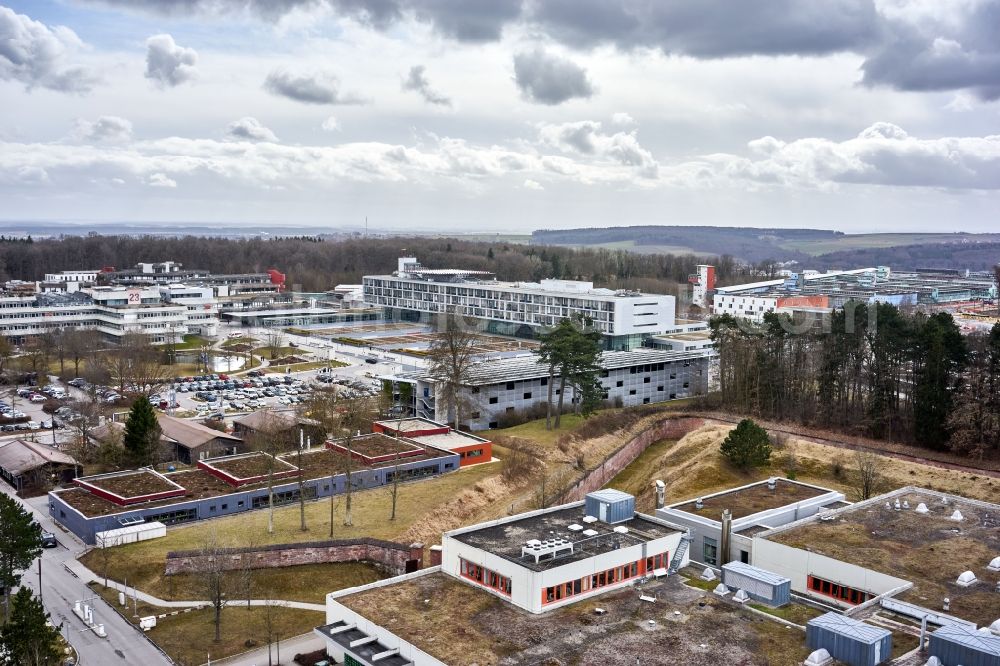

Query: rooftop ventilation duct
[[803, 648, 833, 666], [732, 589, 750, 604], [956, 571, 978, 587], [713, 583, 730, 596], [700, 568, 716, 581], [654, 479, 665, 509], [767, 478, 777, 491], [950, 510, 964, 521], [695, 498, 704, 510], [915, 503, 929, 514], [989, 619, 1000, 636], [987, 556, 1000, 572]]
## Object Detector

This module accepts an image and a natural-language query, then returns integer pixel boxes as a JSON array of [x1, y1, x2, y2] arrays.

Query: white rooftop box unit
[[95, 521, 166, 548], [722, 562, 791, 607], [584, 489, 635, 524]]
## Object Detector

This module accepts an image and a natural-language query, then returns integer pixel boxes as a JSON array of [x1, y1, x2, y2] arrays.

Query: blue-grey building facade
[[49, 451, 459, 544]]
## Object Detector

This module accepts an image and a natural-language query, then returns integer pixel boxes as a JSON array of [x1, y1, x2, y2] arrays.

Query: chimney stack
[[720, 509, 733, 566], [654, 480, 666, 509]]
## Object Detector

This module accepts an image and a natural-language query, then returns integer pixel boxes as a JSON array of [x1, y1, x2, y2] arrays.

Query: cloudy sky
[[1, 1, 999, 233]]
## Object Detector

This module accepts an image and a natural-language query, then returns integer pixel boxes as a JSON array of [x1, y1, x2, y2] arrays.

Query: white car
[[278, 396, 291, 405]]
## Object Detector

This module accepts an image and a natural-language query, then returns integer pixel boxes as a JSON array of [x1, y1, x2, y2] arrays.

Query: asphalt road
[[1, 484, 171, 666]]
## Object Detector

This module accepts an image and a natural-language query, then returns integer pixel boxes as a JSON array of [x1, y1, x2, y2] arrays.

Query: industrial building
[[363, 257, 693, 350], [396, 348, 709, 430], [314, 490, 693, 664]]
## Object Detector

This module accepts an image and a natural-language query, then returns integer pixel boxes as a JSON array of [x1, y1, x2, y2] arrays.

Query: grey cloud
[[0, 6, 98, 93], [402, 65, 451, 106], [860, 3, 1000, 101], [411, 0, 521, 42], [225, 117, 278, 142], [145, 34, 198, 87], [73, 116, 133, 143], [263, 68, 364, 105], [513, 49, 593, 105]]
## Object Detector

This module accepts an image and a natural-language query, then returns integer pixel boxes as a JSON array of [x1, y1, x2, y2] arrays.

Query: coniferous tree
[[123, 396, 161, 467], [0, 588, 61, 666], [912, 313, 967, 449], [720, 419, 772, 470], [0, 495, 43, 623]]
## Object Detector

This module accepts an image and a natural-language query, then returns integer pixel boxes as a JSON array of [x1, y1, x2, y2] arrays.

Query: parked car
[[29, 394, 47, 403], [40, 531, 57, 548]]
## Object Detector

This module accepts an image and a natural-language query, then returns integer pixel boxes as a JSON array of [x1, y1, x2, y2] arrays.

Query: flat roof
[[372, 417, 448, 433], [669, 479, 832, 521], [449, 503, 681, 572], [333, 570, 812, 666], [409, 431, 490, 451], [764, 487, 1000, 627], [405, 349, 708, 386]]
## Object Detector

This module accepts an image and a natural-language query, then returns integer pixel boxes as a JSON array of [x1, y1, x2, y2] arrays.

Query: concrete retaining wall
[[165, 538, 423, 576]]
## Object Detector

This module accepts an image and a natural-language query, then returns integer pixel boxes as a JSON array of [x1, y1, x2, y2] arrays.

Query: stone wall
[[165, 538, 422, 576], [563, 417, 704, 502]]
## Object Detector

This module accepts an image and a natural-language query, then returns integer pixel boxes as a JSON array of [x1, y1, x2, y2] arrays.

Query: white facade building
[[316, 491, 690, 665], [363, 257, 678, 350], [159, 284, 219, 337]]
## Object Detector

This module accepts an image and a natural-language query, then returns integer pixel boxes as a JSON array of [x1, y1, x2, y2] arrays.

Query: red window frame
[[542, 553, 660, 607], [807, 575, 869, 605], [460, 558, 511, 596]]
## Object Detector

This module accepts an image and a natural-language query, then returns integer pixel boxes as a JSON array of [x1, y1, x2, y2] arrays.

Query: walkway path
[[65, 558, 326, 612]]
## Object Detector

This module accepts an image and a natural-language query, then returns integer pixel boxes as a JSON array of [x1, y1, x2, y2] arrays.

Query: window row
[[460, 559, 511, 596], [807, 575, 870, 605], [542, 552, 667, 606]]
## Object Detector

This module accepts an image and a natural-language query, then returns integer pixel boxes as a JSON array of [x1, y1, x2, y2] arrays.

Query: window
[[489, 396, 498, 404], [643, 377, 650, 383], [471, 411, 481, 419], [221, 503, 228, 510], [616, 380, 624, 387], [523, 392, 532, 399], [629, 389, 636, 395], [657, 386, 664, 391], [506, 382, 515, 390], [506, 406, 515, 413], [703, 537, 718, 565], [540, 377, 548, 386], [488, 421, 498, 429]]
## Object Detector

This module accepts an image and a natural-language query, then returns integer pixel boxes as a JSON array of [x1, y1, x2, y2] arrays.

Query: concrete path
[[211, 631, 325, 666], [67, 558, 326, 612]]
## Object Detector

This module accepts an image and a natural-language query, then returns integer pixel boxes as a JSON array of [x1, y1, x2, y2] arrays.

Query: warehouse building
[[398, 348, 708, 430], [0, 439, 77, 494]]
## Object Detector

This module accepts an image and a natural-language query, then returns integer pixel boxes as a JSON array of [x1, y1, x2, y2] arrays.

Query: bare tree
[[336, 395, 381, 527], [97, 332, 167, 397], [427, 314, 477, 429], [850, 449, 887, 501], [191, 531, 236, 643], [63, 328, 102, 378], [244, 408, 291, 535], [264, 329, 286, 360]]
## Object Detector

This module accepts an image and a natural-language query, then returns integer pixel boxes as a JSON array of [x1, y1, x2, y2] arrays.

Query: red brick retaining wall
[[164, 538, 423, 576], [563, 417, 705, 502]]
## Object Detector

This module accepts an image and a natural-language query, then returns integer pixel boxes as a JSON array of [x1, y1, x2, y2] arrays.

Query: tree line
[[0, 234, 755, 296], [710, 304, 1000, 459]]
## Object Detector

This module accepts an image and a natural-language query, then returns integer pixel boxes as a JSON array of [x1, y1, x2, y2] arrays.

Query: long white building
[[364, 257, 680, 350], [397, 348, 708, 430]]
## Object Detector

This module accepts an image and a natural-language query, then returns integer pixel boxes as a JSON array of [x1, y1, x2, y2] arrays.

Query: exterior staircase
[[668, 533, 693, 574]]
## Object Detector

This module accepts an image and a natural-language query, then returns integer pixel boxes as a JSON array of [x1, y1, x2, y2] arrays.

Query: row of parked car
[[66, 377, 123, 403]]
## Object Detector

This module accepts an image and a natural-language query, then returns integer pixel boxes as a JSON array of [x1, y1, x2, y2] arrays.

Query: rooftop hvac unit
[[582, 529, 599, 537], [584, 489, 636, 524], [806, 613, 892, 666], [567, 524, 583, 532]]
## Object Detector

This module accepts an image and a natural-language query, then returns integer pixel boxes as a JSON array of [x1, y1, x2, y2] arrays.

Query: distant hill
[[532, 226, 1000, 268]]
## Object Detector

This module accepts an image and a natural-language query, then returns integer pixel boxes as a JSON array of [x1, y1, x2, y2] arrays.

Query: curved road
[[1, 485, 172, 666]]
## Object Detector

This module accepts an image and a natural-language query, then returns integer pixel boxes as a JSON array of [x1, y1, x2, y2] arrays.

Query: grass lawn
[[267, 360, 343, 373], [221, 336, 257, 348], [173, 334, 211, 351], [252, 346, 302, 360], [748, 602, 824, 626], [79, 461, 501, 597], [89, 582, 323, 666], [126, 561, 382, 603]]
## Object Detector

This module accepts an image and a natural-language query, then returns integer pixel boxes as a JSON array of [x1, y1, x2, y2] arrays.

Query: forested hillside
[[711, 307, 1000, 460], [0, 235, 751, 295]]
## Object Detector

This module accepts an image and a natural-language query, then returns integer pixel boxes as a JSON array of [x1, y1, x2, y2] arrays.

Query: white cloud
[[71, 116, 133, 143], [523, 178, 543, 190], [225, 117, 278, 142], [0, 6, 98, 93], [147, 172, 177, 188], [321, 116, 340, 131], [263, 68, 364, 105], [145, 34, 198, 87], [611, 112, 635, 127]]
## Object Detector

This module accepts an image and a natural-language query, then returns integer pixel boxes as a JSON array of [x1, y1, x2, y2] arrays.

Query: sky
[[1, 1, 999, 233]]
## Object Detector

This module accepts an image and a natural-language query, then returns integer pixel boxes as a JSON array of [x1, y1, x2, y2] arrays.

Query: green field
[[777, 232, 1000, 256]]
